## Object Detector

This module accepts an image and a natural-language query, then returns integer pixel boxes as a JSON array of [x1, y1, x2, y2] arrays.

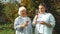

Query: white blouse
[[33, 13, 55, 34], [14, 16, 32, 34]]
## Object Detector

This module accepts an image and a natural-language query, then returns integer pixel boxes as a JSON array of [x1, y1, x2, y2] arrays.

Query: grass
[[0, 23, 15, 34], [0, 29, 15, 34]]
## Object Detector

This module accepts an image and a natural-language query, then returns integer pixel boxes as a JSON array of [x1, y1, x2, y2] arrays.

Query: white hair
[[18, 6, 26, 15]]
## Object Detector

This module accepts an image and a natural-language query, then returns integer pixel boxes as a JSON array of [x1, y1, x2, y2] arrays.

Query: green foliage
[[0, 1, 5, 13], [0, 23, 14, 30], [0, 29, 15, 34], [3, 3, 19, 23], [0, 23, 15, 34]]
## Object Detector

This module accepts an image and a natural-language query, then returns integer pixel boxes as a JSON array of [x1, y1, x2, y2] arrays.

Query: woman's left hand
[[40, 21, 52, 27], [40, 21, 46, 25]]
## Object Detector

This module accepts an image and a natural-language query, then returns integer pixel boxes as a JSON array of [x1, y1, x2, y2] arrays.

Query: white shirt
[[33, 13, 55, 34], [14, 16, 32, 34]]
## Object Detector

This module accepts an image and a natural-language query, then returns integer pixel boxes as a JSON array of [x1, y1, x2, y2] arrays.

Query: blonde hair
[[18, 6, 26, 15]]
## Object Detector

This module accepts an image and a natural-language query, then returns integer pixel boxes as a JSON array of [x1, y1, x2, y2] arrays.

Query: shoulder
[[46, 13, 55, 19], [15, 16, 21, 21], [46, 13, 53, 16]]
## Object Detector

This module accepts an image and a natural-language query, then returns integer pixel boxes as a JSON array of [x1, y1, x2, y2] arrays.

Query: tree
[[3, 3, 19, 23], [0, 1, 5, 14]]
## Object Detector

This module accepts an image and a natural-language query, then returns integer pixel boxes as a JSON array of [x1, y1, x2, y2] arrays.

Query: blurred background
[[0, 0, 60, 34]]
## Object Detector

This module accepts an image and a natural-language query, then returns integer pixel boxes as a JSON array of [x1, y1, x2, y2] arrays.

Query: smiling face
[[20, 10, 27, 17], [39, 5, 46, 14]]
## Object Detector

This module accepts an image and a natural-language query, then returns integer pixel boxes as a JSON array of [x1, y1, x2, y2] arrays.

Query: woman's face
[[20, 10, 27, 17], [39, 5, 46, 14]]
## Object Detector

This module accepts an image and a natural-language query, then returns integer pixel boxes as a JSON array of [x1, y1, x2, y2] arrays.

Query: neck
[[39, 12, 45, 14], [20, 15, 27, 17]]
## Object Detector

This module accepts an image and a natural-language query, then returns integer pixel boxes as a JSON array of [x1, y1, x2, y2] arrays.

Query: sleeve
[[28, 18, 32, 34], [14, 18, 23, 31], [49, 14, 56, 28]]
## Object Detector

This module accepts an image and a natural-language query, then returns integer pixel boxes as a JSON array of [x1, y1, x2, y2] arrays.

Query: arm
[[43, 14, 55, 27], [40, 14, 55, 28], [32, 15, 38, 26], [14, 18, 25, 31], [48, 14, 55, 28]]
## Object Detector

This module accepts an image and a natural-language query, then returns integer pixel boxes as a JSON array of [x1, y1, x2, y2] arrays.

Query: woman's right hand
[[23, 21, 29, 27], [20, 21, 29, 29]]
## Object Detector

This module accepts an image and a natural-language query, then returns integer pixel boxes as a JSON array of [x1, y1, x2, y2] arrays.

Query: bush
[[3, 3, 19, 23]]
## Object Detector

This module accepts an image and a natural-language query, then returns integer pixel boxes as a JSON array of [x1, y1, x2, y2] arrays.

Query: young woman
[[33, 3, 55, 34]]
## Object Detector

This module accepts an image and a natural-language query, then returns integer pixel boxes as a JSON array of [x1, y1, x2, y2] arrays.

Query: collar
[[19, 16, 27, 19], [38, 12, 47, 15]]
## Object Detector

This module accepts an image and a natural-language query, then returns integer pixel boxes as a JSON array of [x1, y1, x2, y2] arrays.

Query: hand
[[40, 21, 52, 27], [40, 21, 46, 25], [35, 15, 38, 20], [24, 21, 29, 27], [20, 21, 29, 29]]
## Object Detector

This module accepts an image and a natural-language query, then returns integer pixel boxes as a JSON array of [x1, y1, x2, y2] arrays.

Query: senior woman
[[33, 3, 55, 34], [14, 6, 32, 34]]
